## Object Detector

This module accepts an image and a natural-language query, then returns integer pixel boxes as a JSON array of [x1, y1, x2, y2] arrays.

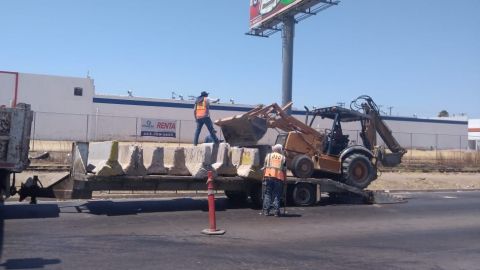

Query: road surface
[[1, 191, 479, 270]]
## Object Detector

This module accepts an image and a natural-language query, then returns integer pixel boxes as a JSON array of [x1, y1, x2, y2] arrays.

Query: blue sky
[[1, 0, 479, 118]]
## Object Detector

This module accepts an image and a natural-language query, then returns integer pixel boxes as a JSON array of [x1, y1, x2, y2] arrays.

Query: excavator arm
[[215, 102, 322, 146], [351, 95, 407, 166]]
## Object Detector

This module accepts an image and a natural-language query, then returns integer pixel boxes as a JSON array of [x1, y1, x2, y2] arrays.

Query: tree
[[438, 110, 449, 117]]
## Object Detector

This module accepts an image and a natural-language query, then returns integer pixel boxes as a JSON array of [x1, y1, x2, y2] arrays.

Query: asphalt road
[[1, 191, 480, 270]]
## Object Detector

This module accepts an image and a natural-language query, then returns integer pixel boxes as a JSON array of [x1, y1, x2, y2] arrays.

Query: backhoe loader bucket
[[215, 115, 268, 146]]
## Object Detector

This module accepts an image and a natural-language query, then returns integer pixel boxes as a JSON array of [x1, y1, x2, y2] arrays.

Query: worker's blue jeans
[[262, 178, 284, 215], [193, 117, 219, 146]]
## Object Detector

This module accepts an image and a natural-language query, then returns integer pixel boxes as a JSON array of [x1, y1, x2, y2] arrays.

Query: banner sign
[[249, 0, 306, 29], [141, 118, 176, 137]]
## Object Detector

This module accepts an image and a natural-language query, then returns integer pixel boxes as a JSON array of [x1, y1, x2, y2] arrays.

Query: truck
[[10, 96, 403, 207], [0, 103, 34, 202], [215, 95, 407, 194]]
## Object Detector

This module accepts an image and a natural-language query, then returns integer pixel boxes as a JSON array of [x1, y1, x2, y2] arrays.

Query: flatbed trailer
[[28, 171, 403, 206], [15, 141, 403, 205]]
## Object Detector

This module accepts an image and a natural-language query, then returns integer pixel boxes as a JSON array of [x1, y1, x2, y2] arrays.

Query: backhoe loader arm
[[351, 95, 406, 154], [215, 102, 321, 146], [351, 95, 407, 167]]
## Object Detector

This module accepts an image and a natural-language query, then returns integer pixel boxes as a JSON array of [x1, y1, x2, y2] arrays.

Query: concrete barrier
[[231, 147, 244, 168], [72, 142, 88, 176], [164, 147, 190, 176], [237, 148, 263, 180], [118, 145, 147, 176], [184, 144, 214, 179], [212, 143, 236, 176], [143, 146, 168, 175], [88, 141, 124, 176]]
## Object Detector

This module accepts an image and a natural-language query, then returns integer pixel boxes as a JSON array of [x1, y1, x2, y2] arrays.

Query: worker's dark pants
[[262, 178, 284, 215], [193, 117, 219, 146]]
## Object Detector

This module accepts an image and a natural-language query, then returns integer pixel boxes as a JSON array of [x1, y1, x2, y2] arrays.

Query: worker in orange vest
[[262, 144, 287, 217], [193, 91, 220, 146]]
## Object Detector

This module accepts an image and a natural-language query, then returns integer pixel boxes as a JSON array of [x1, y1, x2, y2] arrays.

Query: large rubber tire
[[291, 183, 316, 206], [292, 155, 314, 179], [342, 154, 375, 189], [224, 190, 248, 204]]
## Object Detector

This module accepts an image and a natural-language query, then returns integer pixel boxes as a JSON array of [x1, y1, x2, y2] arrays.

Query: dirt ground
[[370, 172, 480, 190]]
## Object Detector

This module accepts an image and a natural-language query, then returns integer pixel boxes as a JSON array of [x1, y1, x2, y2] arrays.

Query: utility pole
[[387, 106, 393, 116], [282, 16, 295, 115]]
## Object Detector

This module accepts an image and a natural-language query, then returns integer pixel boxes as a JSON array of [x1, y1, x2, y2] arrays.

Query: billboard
[[141, 118, 176, 138], [249, 0, 306, 29]]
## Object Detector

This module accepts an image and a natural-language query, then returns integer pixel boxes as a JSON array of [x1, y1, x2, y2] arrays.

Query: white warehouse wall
[[5, 71, 469, 149]]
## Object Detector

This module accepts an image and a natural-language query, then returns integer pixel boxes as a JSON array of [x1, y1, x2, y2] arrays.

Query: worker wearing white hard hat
[[262, 144, 287, 217]]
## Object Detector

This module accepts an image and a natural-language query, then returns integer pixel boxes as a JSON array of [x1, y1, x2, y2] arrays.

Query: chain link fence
[[29, 112, 479, 167]]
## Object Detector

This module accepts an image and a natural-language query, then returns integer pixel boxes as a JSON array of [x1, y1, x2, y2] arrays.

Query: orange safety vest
[[194, 97, 208, 119], [263, 152, 286, 181]]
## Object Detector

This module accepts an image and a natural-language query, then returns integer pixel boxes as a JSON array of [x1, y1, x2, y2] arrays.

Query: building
[[468, 119, 480, 150], [0, 71, 469, 149]]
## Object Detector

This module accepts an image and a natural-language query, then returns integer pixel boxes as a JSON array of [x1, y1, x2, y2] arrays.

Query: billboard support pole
[[282, 16, 295, 115]]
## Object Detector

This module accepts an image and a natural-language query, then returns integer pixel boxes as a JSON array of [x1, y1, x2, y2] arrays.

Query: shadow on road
[[76, 198, 251, 216], [0, 204, 60, 220], [0, 258, 61, 269]]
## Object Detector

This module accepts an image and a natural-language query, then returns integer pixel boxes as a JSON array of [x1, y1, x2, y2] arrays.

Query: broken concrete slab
[[143, 146, 168, 175], [184, 144, 215, 179], [164, 147, 190, 176], [237, 148, 263, 180], [118, 145, 147, 176], [212, 143, 236, 176], [88, 141, 124, 176]]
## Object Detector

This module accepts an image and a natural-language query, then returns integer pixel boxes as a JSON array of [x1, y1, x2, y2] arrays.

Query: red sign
[[249, 0, 305, 29]]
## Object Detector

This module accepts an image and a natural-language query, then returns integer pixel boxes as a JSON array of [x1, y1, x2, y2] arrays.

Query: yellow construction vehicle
[[215, 95, 407, 189]]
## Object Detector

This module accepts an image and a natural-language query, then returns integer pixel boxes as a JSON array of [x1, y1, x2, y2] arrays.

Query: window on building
[[74, 87, 83, 96]]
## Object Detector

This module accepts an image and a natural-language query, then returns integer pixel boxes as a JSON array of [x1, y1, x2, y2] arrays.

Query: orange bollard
[[202, 171, 226, 235]]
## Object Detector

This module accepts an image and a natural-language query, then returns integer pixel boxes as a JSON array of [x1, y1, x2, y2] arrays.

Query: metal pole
[[85, 114, 89, 142], [178, 120, 182, 146], [32, 112, 36, 151], [282, 16, 295, 115], [135, 117, 138, 142]]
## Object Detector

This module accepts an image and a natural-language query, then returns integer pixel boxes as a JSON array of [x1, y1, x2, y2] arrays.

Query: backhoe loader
[[215, 95, 407, 189]]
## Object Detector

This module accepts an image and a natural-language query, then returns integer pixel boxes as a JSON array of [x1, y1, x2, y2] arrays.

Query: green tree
[[438, 110, 449, 117]]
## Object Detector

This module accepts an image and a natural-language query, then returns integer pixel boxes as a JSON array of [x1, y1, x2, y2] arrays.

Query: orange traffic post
[[202, 171, 226, 235]]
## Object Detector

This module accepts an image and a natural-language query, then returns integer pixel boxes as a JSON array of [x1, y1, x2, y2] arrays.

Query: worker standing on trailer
[[193, 91, 220, 146], [262, 144, 287, 217]]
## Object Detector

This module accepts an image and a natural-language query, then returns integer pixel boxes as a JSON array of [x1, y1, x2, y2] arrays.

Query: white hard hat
[[272, 144, 283, 153]]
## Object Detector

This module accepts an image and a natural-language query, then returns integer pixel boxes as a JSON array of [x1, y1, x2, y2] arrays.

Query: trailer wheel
[[292, 183, 316, 206], [224, 190, 248, 204], [342, 153, 375, 189], [292, 155, 314, 179]]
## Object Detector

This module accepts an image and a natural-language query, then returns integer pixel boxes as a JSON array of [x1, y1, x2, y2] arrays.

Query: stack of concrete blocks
[[143, 146, 168, 175], [237, 147, 263, 180], [118, 145, 147, 176], [212, 143, 237, 176], [184, 143, 215, 179], [88, 141, 124, 176], [164, 147, 190, 176]]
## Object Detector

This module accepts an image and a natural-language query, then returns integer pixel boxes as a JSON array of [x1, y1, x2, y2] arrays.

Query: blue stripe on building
[[93, 97, 467, 125]]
